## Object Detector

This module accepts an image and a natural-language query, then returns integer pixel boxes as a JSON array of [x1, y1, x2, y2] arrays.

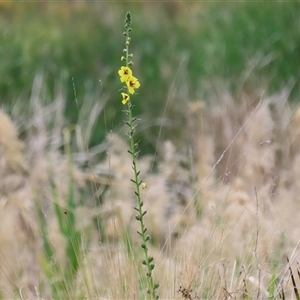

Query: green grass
[[37, 150, 83, 299], [1, 2, 300, 153]]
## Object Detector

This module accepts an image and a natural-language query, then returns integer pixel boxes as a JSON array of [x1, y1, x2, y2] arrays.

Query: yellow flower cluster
[[118, 66, 141, 105]]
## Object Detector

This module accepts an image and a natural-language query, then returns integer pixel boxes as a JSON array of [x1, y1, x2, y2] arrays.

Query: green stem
[[127, 101, 157, 299]]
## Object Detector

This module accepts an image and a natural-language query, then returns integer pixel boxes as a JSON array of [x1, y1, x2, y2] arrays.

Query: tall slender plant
[[117, 11, 159, 300]]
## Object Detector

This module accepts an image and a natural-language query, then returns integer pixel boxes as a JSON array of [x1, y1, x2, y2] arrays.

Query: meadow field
[[1, 2, 300, 299]]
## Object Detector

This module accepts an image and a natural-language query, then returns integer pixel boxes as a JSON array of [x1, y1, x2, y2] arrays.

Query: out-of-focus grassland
[[1, 2, 300, 299], [1, 1, 300, 149]]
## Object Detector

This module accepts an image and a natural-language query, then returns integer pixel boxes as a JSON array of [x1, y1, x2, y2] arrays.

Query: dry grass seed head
[[0, 110, 39, 299]]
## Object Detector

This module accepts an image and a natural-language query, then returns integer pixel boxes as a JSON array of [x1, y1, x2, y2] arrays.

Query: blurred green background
[[1, 1, 299, 152]]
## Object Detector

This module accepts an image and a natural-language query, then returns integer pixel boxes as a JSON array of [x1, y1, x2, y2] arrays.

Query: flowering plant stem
[[118, 12, 159, 300]]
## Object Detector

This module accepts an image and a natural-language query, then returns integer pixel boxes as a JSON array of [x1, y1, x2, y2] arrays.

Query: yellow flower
[[121, 92, 130, 105], [126, 76, 141, 94], [118, 66, 132, 83]]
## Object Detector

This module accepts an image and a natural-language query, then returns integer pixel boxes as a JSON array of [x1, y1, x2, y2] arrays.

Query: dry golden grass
[[1, 86, 300, 299]]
